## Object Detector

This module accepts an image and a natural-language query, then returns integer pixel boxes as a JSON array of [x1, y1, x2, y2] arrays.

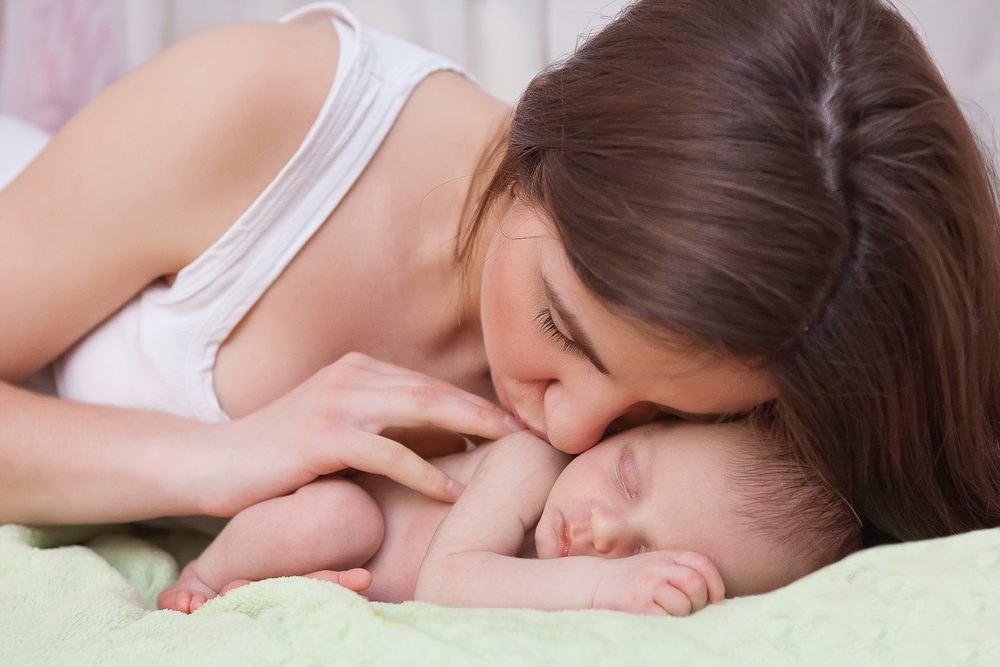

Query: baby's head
[[534, 420, 860, 596]]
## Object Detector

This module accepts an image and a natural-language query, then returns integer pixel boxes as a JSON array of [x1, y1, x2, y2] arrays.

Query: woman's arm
[[0, 23, 519, 525], [0, 24, 292, 522], [0, 22, 339, 383], [0, 382, 213, 522], [414, 432, 725, 615], [1, 352, 521, 524]]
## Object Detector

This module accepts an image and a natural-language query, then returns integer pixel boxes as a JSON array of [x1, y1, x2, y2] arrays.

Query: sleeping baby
[[158, 421, 861, 615]]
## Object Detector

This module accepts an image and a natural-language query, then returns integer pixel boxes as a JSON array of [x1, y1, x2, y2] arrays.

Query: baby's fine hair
[[725, 426, 862, 573]]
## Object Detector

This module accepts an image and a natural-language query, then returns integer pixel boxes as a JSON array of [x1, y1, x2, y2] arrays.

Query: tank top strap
[[53, 3, 468, 423]]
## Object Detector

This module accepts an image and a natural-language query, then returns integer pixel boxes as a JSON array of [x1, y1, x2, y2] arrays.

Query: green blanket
[[1, 523, 997, 665]]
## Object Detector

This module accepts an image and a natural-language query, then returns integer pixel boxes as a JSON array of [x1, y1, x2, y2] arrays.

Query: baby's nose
[[590, 506, 623, 555]]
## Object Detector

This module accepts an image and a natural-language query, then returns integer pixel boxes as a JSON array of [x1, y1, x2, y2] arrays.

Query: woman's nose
[[544, 382, 634, 454]]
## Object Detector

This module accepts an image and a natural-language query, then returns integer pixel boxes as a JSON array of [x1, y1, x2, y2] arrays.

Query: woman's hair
[[462, 0, 1000, 540]]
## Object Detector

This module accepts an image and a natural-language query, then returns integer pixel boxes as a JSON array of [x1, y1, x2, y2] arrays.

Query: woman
[[1, 0, 997, 544]]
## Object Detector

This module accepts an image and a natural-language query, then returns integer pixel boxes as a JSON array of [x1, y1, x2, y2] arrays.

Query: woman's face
[[479, 200, 776, 454]]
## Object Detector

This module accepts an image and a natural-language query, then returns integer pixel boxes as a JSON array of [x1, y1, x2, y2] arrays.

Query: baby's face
[[534, 421, 799, 596]]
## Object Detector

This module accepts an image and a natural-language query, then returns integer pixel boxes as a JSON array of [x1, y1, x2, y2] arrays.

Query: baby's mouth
[[559, 517, 570, 558]]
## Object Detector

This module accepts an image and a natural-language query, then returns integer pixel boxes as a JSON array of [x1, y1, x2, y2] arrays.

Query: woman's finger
[[347, 386, 522, 439], [329, 354, 507, 413], [335, 432, 465, 502]]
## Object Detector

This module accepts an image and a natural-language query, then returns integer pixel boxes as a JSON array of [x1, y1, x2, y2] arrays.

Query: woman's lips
[[493, 380, 547, 439], [510, 403, 547, 440]]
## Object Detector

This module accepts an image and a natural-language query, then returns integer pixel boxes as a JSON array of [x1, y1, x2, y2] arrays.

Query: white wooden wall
[[121, 1, 1000, 139], [120, 0, 631, 104], [0, 0, 997, 160]]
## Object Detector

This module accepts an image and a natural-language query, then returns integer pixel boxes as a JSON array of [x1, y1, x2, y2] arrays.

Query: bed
[[1, 522, 997, 665], [2, 1, 999, 659]]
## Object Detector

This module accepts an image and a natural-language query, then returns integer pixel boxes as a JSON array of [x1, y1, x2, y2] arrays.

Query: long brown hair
[[462, 0, 1000, 540]]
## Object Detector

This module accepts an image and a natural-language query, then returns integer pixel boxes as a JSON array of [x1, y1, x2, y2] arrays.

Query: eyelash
[[616, 451, 639, 501], [535, 308, 580, 354], [617, 453, 647, 554]]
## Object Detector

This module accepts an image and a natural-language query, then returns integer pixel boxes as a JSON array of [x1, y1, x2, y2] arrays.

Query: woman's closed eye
[[535, 308, 581, 355]]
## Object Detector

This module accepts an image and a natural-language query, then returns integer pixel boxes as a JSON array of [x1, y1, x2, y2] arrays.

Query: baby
[[158, 421, 860, 615]]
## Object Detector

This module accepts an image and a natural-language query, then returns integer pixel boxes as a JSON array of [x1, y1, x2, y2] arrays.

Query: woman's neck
[[362, 85, 510, 403]]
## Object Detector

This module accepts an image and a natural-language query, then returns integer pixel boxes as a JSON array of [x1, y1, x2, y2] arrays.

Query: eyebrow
[[542, 275, 611, 376]]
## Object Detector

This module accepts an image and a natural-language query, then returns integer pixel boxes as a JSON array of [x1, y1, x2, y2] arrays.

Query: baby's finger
[[671, 552, 726, 604], [666, 566, 709, 612], [652, 584, 693, 617], [341, 433, 464, 502]]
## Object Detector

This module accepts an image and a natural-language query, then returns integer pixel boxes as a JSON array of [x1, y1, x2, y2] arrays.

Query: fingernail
[[505, 415, 525, 432], [448, 480, 465, 499]]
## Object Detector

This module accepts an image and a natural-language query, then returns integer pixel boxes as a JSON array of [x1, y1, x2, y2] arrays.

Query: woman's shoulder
[[0, 20, 341, 381], [137, 20, 342, 261], [169, 19, 340, 136], [52, 17, 343, 266]]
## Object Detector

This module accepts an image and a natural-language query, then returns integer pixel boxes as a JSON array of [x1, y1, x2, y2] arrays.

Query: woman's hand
[[592, 551, 726, 616], [199, 352, 522, 517]]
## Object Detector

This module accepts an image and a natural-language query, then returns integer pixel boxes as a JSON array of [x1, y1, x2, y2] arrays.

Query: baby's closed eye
[[616, 445, 641, 500]]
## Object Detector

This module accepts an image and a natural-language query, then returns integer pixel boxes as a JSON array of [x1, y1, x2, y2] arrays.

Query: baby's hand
[[592, 551, 725, 616]]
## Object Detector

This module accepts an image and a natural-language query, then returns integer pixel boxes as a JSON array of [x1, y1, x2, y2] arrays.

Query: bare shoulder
[[112, 20, 343, 259], [0, 20, 339, 381], [387, 69, 510, 167]]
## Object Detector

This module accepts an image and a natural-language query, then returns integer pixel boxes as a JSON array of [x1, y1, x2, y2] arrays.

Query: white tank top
[[54, 3, 467, 422]]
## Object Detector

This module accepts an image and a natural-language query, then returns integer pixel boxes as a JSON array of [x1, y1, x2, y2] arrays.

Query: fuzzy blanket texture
[[1, 523, 998, 666]]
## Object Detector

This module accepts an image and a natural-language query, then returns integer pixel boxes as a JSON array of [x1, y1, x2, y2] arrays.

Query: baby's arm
[[414, 432, 724, 616], [415, 431, 573, 605], [158, 476, 383, 613]]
